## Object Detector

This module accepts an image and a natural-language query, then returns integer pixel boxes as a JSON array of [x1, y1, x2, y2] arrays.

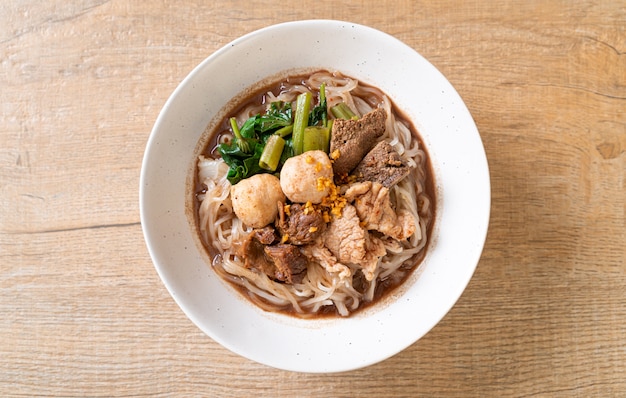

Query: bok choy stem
[[258, 134, 285, 171], [303, 126, 330, 153], [292, 92, 312, 156], [274, 124, 293, 138], [230, 117, 252, 153], [330, 103, 358, 120]]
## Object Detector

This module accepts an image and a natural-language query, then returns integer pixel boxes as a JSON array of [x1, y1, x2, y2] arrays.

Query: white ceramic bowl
[[140, 20, 490, 373]]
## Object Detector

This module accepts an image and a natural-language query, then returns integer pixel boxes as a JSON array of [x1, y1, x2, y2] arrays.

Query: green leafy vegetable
[[274, 124, 293, 138], [302, 126, 330, 153], [259, 135, 285, 171], [309, 83, 327, 127], [230, 117, 253, 153], [218, 101, 294, 184], [217, 139, 264, 185], [217, 86, 330, 184], [331, 102, 358, 120], [259, 101, 293, 131], [292, 92, 312, 156], [280, 137, 294, 165]]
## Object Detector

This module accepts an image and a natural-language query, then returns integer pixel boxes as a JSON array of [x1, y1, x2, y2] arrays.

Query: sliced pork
[[344, 181, 416, 241], [318, 204, 387, 281]]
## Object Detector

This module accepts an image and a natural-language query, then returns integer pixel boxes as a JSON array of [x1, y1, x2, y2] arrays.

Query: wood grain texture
[[1, 0, 624, 396]]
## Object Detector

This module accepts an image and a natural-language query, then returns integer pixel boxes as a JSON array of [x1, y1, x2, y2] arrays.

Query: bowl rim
[[140, 19, 490, 373]]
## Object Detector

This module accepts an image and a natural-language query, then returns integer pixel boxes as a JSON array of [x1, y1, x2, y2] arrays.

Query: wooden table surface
[[2, 1, 625, 396]]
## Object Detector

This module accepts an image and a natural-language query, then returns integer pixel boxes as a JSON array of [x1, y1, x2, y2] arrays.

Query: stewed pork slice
[[300, 242, 351, 280], [275, 202, 326, 245], [323, 204, 366, 264], [320, 204, 386, 281], [239, 227, 308, 284], [264, 244, 308, 284], [330, 107, 386, 178], [360, 234, 387, 282], [344, 181, 416, 241], [352, 140, 411, 188], [239, 226, 279, 277]]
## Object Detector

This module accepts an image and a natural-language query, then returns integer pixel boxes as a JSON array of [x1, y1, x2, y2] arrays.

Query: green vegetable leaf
[[309, 83, 328, 127], [267, 101, 293, 120], [217, 98, 318, 184], [256, 101, 293, 133], [309, 101, 327, 126], [279, 137, 294, 166], [239, 117, 258, 139], [217, 140, 264, 184]]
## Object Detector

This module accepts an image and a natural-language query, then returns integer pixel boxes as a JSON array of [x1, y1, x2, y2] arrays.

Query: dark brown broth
[[193, 70, 437, 318]]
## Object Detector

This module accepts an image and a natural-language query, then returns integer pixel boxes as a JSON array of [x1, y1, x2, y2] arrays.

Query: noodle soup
[[193, 70, 435, 318]]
